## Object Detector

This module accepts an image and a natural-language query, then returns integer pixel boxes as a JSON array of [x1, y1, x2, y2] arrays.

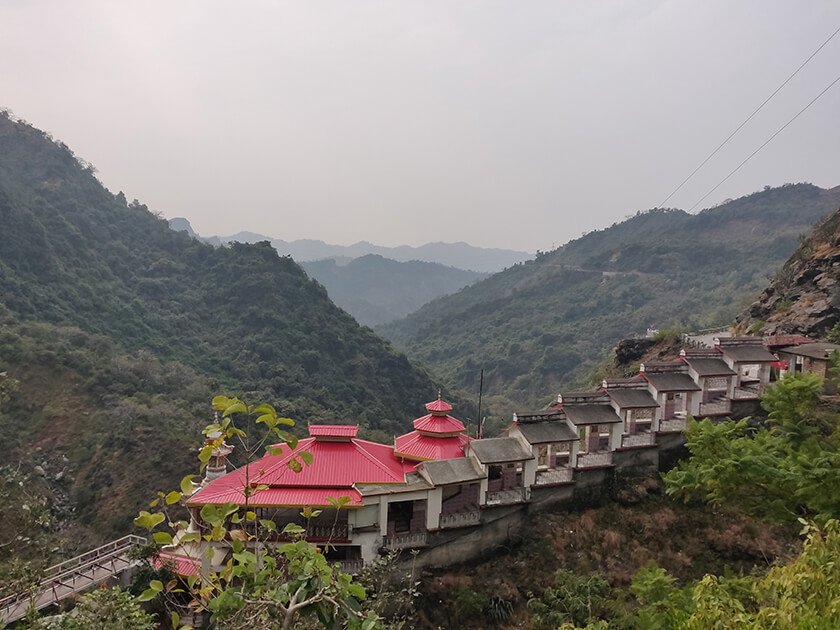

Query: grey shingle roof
[[516, 421, 579, 444], [563, 404, 622, 426], [779, 342, 840, 360], [719, 345, 777, 363], [419, 458, 486, 485], [605, 388, 658, 409], [684, 358, 736, 377], [643, 372, 701, 392], [469, 437, 533, 463]]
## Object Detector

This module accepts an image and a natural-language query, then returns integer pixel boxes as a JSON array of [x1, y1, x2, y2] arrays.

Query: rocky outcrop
[[737, 207, 840, 337]]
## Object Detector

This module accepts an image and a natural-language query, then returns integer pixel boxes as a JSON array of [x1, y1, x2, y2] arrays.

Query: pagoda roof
[[425, 398, 453, 414], [395, 431, 471, 462], [413, 412, 466, 433]]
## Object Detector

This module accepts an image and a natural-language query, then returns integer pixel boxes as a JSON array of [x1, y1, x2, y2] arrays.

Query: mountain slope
[[0, 111, 446, 435], [301, 255, 487, 326], [737, 207, 840, 337], [0, 310, 213, 554], [169, 218, 530, 273], [379, 184, 840, 414]]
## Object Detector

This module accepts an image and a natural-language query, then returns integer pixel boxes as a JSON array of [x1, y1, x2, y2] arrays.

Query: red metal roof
[[395, 431, 471, 462], [413, 413, 465, 433], [155, 552, 201, 577], [425, 398, 453, 414], [188, 436, 410, 507], [309, 424, 359, 438]]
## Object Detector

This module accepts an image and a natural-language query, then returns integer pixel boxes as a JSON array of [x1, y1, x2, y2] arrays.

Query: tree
[[133, 396, 381, 630], [526, 569, 611, 628], [664, 373, 840, 524], [24, 588, 156, 630]]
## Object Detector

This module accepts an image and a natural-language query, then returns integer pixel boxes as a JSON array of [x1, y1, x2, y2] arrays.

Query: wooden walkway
[[1, 535, 146, 626]]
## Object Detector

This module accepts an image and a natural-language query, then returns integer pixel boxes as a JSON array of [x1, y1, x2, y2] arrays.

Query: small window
[[488, 465, 502, 480]]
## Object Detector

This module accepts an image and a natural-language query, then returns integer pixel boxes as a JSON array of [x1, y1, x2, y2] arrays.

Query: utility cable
[[656, 23, 840, 209], [688, 71, 840, 212]]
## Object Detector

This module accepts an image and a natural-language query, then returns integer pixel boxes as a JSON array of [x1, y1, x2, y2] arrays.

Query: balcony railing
[[733, 385, 760, 400], [301, 523, 349, 540], [621, 432, 655, 448], [439, 510, 481, 529], [659, 417, 688, 432], [535, 467, 574, 485], [485, 487, 527, 506], [384, 532, 427, 550], [576, 452, 612, 468], [699, 400, 731, 416]]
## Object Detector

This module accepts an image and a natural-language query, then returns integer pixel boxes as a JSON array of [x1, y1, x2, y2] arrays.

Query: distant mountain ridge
[[300, 255, 487, 326], [379, 183, 840, 416], [168, 218, 530, 273]]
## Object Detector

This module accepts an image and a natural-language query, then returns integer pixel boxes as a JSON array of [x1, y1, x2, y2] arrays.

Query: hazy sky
[[2, 1, 838, 251]]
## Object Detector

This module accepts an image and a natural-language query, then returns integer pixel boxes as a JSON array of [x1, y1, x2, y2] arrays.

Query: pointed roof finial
[[437, 388, 442, 400]]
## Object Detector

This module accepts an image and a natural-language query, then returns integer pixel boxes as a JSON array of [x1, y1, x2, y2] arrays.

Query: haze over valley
[[3, 1, 840, 627]]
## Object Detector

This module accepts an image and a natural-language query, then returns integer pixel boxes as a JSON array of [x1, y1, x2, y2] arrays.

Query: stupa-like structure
[[394, 396, 472, 462]]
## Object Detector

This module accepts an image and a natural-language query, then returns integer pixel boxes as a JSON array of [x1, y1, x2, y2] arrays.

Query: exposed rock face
[[737, 206, 840, 337], [614, 338, 657, 365]]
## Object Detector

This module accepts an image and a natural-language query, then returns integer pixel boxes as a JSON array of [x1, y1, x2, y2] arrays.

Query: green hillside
[[301, 254, 487, 326], [0, 311, 213, 557], [0, 111, 446, 433], [379, 184, 840, 416]]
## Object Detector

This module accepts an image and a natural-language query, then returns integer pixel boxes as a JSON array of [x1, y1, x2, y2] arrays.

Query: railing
[[337, 559, 364, 574], [699, 400, 731, 416], [1, 535, 147, 625], [485, 487, 527, 506], [535, 467, 574, 485], [439, 510, 481, 529], [576, 452, 612, 468], [659, 417, 688, 432], [621, 432, 655, 448], [305, 524, 349, 540], [384, 532, 427, 550], [733, 385, 760, 400]]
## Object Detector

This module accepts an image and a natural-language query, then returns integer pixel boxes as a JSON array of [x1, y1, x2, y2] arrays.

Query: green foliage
[[652, 327, 685, 343], [25, 588, 156, 630], [630, 561, 677, 606], [827, 322, 840, 344], [616, 520, 840, 629], [664, 373, 840, 524], [526, 569, 611, 628], [380, 183, 840, 413], [452, 588, 489, 625], [355, 550, 420, 628], [762, 371, 824, 444]]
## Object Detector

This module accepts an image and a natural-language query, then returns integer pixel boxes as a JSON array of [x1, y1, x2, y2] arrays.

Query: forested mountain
[[380, 184, 840, 414], [170, 217, 530, 272], [0, 112, 452, 549], [300, 255, 487, 326]]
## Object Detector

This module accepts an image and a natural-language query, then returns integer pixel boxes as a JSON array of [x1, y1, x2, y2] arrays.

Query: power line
[[689, 71, 840, 212], [656, 23, 840, 209]]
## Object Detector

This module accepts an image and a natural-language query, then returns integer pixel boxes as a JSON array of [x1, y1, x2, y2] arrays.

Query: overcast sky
[[2, 1, 838, 251]]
